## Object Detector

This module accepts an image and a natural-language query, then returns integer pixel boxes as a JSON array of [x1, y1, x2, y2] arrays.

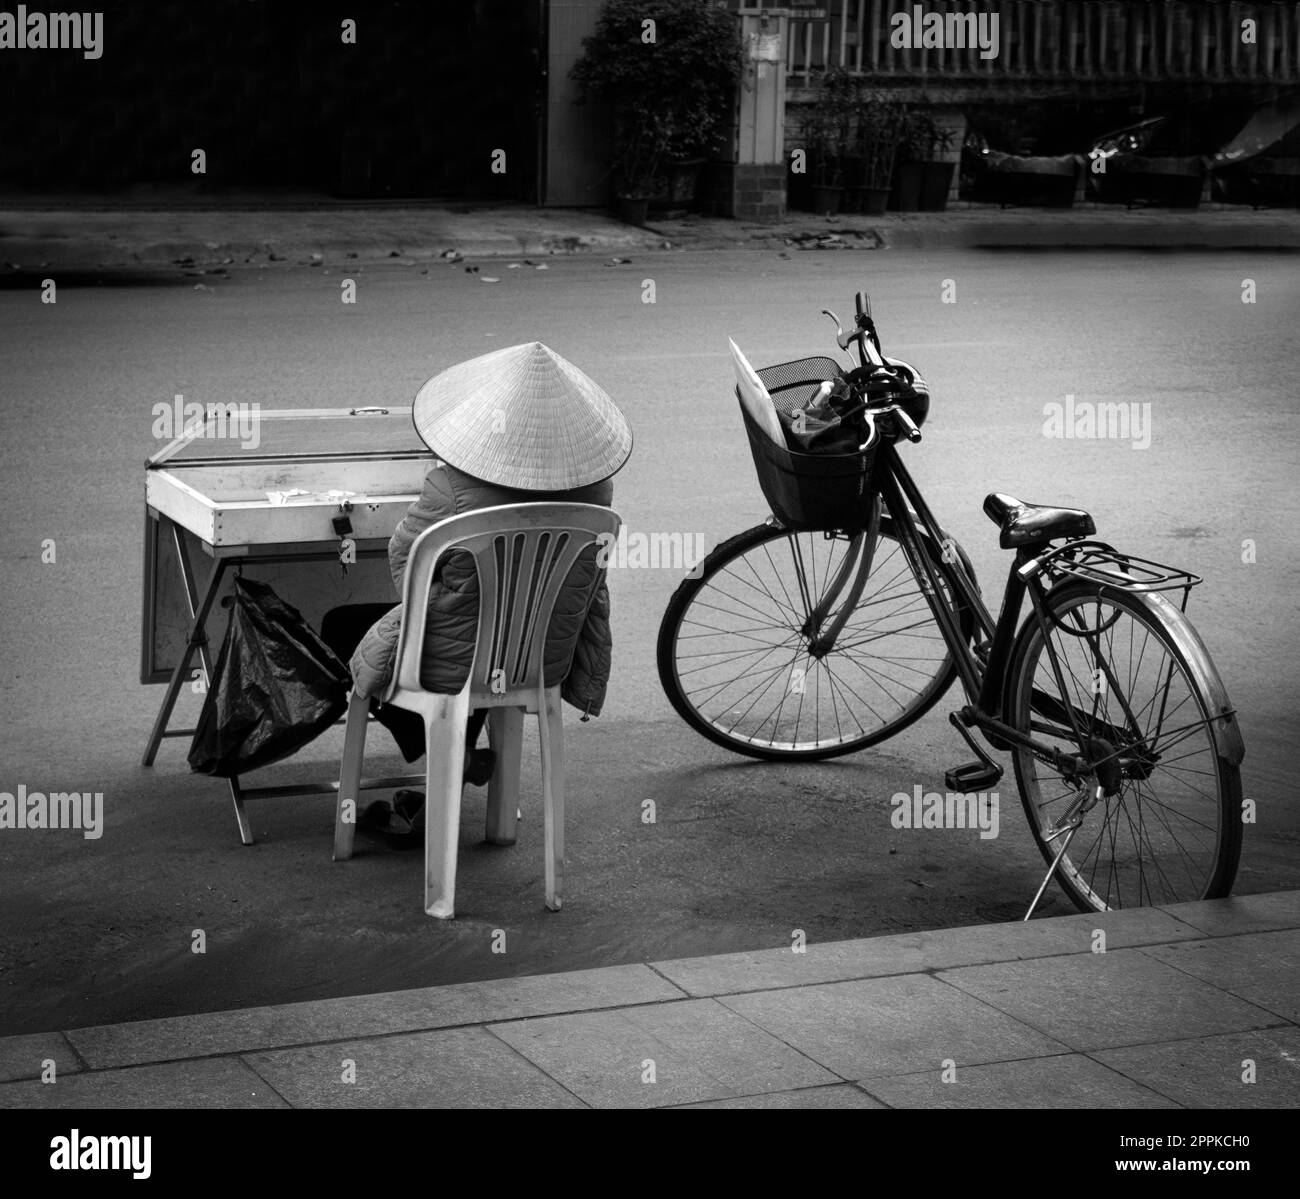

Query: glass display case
[[141, 405, 433, 842]]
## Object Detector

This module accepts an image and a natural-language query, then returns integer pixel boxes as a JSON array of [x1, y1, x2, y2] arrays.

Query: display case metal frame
[[141, 406, 432, 844]]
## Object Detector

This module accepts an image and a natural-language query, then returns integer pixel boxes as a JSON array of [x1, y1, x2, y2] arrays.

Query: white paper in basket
[[729, 338, 786, 447]]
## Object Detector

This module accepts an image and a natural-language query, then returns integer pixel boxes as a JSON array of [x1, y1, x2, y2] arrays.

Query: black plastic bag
[[188, 576, 350, 777], [778, 361, 928, 454], [778, 375, 870, 454]]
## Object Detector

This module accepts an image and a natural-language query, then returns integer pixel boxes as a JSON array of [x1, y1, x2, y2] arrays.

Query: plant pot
[[861, 186, 891, 215], [788, 168, 812, 212], [838, 158, 864, 212], [919, 161, 956, 211], [811, 184, 843, 216], [890, 162, 924, 211], [665, 157, 706, 207], [1242, 160, 1300, 209], [985, 153, 1079, 208], [1106, 157, 1204, 209], [617, 195, 651, 226]]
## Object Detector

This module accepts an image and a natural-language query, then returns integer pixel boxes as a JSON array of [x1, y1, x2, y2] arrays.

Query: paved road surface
[[1, 248, 1296, 1033]]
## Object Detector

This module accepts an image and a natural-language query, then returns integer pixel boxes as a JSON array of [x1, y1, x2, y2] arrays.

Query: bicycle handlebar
[[832, 290, 924, 443], [885, 403, 923, 443]]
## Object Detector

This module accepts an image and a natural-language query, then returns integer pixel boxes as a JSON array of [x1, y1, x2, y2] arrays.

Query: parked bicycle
[[657, 292, 1244, 917]]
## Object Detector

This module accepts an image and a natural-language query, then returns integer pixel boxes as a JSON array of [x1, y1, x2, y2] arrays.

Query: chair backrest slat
[[385, 503, 621, 705]]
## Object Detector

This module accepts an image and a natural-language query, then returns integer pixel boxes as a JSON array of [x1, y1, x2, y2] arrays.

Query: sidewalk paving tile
[[939, 948, 1282, 1052], [672, 1084, 883, 1109], [5, 890, 1291, 1109], [243, 1027, 584, 1109], [0, 1058, 285, 1109], [63, 963, 684, 1069], [652, 907, 1204, 997], [719, 974, 1066, 1079], [1156, 892, 1300, 938], [1142, 930, 1300, 1023], [1092, 1026, 1300, 1109], [489, 998, 837, 1109], [858, 1053, 1178, 1109], [0, 1031, 80, 1084]]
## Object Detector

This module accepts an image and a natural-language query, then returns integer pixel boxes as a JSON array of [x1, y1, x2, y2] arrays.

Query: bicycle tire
[[1006, 581, 1242, 912], [657, 518, 978, 761]]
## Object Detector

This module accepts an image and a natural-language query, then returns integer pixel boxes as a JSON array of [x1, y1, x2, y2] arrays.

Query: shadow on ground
[[1, 714, 1087, 1035]]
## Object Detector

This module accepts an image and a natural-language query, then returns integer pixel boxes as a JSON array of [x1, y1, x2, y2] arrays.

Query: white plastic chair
[[332, 502, 621, 918]]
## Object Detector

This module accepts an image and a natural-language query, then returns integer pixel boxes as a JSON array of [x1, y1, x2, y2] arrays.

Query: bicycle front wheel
[[1007, 582, 1242, 912], [657, 519, 976, 760]]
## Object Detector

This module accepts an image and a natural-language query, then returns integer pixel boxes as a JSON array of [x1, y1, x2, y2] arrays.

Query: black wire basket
[[738, 355, 879, 532]]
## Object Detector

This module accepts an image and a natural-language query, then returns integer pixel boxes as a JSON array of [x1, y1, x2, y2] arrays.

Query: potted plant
[[890, 107, 927, 211], [918, 119, 956, 211], [611, 109, 672, 225], [659, 97, 726, 213], [802, 67, 856, 214], [855, 93, 907, 215], [571, 0, 743, 222]]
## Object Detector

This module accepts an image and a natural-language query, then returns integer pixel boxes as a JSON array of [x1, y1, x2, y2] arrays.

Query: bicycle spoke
[[661, 523, 964, 755], [1012, 587, 1234, 912]]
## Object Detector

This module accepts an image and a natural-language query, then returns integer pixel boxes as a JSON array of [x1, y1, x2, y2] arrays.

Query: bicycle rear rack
[[1039, 540, 1202, 608]]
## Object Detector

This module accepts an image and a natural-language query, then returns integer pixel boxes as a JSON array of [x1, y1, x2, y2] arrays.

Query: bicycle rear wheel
[[657, 518, 976, 760], [1007, 582, 1242, 912]]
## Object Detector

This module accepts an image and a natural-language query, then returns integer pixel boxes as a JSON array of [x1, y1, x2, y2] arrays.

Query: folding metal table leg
[[228, 774, 255, 847], [142, 525, 421, 845], [141, 521, 226, 766]]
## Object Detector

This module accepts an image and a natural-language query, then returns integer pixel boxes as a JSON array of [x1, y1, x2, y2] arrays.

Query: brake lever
[[821, 308, 854, 353]]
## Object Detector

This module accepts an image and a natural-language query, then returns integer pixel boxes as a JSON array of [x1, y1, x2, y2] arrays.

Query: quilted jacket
[[349, 460, 614, 716]]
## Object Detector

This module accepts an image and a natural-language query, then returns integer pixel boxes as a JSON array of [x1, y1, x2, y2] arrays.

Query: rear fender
[[1139, 590, 1245, 765], [1007, 581, 1244, 766]]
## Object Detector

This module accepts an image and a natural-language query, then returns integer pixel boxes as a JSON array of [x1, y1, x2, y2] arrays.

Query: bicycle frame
[[663, 293, 1245, 916], [872, 442, 996, 697], [866, 442, 1115, 778], [794, 291, 1238, 781]]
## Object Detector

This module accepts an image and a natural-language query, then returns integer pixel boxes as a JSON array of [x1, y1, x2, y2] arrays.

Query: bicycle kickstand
[[1024, 819, 1082, 921], [1023, 782, 1104, 920]]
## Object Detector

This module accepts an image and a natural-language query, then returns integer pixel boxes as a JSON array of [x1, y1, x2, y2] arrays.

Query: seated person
[[324, 341, 632, 834]]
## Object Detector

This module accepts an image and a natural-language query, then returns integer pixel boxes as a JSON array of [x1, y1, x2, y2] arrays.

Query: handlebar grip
[[895, 408, 923, 443], [854, 292, 868, 318]]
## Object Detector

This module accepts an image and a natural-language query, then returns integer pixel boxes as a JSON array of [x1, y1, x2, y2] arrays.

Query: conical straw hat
[[413, 342, 633, 491]]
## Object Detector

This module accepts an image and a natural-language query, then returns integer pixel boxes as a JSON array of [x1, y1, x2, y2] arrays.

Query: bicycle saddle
[[983, 493, 1095, 550]]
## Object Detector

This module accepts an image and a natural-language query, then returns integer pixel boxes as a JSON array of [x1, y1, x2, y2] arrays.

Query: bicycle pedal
[[944, 761, 1004, 793]]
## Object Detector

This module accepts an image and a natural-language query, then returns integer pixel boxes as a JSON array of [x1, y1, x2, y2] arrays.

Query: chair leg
[[333, 690, 370, 862], [425, 693, 469, 919], [485, 707, 523, 845], [537, 686, 566, 911]]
